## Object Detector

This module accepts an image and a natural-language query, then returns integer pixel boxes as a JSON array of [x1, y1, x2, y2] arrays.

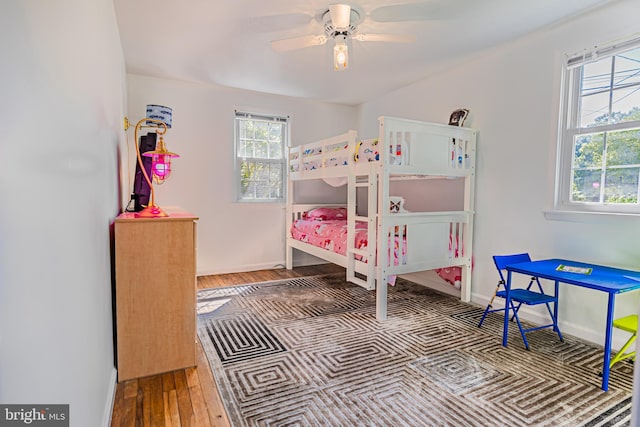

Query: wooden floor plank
[[123, 379, 138, 399], [185, 366, 199, 389], [136, 387, 145, 427], [162, 392, 172, 427], [173, 370, 195, 427], [161, 372, 176, 393], [137, 378, 153, 427], [149, 376, 165, 427], [189, 384, 212, 427], [112, 264, 343, 426], [167, 389, 182, 427], [110, 377, 125, 427], [119, 394, 137, 427], [195, 341, 230, 427]]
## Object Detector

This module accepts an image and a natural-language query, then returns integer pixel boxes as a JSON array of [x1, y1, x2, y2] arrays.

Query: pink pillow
[[303, 207, 347, 221], [436, 267, 462, 289]]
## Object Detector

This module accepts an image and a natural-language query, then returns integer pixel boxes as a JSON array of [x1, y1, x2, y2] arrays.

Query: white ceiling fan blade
[[353, 34, 416, 43], [329, 4, 351, 30], [271, 35, 328, 52]]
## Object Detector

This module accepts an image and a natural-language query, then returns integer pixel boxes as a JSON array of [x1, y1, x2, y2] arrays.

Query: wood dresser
[[114, 207, 198, 382]]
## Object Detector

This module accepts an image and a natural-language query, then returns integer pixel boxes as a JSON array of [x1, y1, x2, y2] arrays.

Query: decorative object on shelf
[[448, 108, 469, 127], [123, 105, 180, 217], [448, 108, 470, 168], [389, 196, 408, 213]]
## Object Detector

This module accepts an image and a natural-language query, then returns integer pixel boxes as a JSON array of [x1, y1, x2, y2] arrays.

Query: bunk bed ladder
[[365, 168, 377, 290], [346, 170, 377, 290]]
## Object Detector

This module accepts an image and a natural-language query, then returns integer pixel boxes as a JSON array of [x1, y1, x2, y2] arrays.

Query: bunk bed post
[[459, 194, 474, 301], [285, 157, 294, 270], [346, 173, 357, 282], [375, 164, 389, 321], [285, 233, 293, 270], [460, 131, 476, 301], [366, 167, 377, 290], [376, 117, 390, 321]]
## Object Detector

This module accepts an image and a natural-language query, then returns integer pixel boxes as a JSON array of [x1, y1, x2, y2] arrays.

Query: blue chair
[[478, 253, 564, 350]]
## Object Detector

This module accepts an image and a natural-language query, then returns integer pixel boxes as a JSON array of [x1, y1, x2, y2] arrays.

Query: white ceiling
[[114, 0, 614, 105]]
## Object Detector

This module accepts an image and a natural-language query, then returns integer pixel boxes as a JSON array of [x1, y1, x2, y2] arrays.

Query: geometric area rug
[[197, 274, 634, 427]]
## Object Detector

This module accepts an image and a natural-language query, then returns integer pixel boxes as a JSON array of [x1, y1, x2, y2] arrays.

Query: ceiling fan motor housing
[[323, 8, 360, 38]]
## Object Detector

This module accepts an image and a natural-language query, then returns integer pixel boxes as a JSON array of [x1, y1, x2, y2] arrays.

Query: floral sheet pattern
[[290, 219, 367, 256], [290, 218, 408, 286], [291, 216, 462, 288]]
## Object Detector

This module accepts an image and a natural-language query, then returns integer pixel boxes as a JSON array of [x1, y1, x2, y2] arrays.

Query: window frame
[[555, 36, 640, 215], [234, 110, 289, 203]]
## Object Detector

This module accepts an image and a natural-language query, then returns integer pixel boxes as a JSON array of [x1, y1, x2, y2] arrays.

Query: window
[[556, 37, 640, 214], [234, 111, 288, 202]]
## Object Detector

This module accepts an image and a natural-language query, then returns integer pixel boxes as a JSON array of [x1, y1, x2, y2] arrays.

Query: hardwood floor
[[110, 264, 345, 427]]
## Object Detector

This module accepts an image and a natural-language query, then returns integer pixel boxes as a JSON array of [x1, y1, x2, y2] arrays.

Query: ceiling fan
[[270, 4, 416, 71]]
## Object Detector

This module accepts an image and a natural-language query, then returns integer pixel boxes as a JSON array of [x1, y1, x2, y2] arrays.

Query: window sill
[[543, 210, 640, 223]]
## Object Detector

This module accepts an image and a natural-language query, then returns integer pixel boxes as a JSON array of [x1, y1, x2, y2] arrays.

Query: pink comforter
[[290, 219, 407, 285], [290, 219, 368, 255], [291, 218, 462, 288]]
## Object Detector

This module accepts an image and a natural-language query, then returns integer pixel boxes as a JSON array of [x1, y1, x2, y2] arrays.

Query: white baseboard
[[196, 254, 335, 276], [102, 368, 118, 427], [198, 261, 287, 276], [290, 253, 330, 267], [471, 292, 628, 351]]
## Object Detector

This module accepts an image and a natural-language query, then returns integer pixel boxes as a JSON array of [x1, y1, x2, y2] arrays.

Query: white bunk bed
[[285, 116, 477, 320]]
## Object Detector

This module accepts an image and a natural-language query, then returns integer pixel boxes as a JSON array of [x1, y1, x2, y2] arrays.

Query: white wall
[[358, 0, 640, 347], [126, 75, 358, 275], [0, 1, 125, 426]]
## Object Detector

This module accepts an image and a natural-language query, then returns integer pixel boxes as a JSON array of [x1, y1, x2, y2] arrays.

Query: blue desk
[[503, 258, 640, 391]]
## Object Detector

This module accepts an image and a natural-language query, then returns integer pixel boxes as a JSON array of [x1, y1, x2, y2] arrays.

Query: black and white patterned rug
[[197, 274, 634, 427]]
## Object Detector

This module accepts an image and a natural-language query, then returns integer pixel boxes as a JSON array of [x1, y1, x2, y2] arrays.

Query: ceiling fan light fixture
[[333, 36, 348, 71]]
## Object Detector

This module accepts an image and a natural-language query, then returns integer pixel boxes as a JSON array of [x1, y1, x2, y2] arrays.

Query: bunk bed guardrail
[[288, 118, 476, 179]]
